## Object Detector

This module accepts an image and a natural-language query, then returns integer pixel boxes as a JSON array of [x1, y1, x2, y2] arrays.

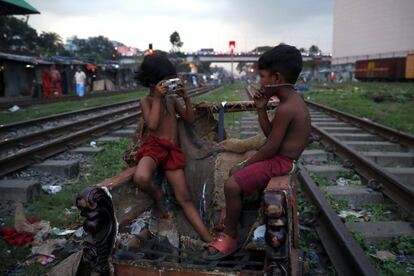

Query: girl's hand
[[176, 77, 188, 99], [154, 80, 168, 98]]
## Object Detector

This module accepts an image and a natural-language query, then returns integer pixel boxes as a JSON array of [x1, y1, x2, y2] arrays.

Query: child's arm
[[242, 106, 292, 166], [174, 82, 194, 123], [254, 89, 272, 136], [141, 82, 167, 130], [257, 107, 271, 137]]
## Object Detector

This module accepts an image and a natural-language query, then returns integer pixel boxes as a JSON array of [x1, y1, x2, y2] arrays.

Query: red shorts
[[233, 155, 293, 195], [135, 135, 185, 170]]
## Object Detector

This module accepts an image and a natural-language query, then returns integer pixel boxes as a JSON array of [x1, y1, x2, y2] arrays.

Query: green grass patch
[[352, 231, 414, 276], [0, 139, 130, 275], [309, 172, 332, 187], [323, 191, 349, 212], [0, 91, 146, 125], [192, 82, 246, 104], [306, 82, 414, 134], [306, 142, 324, 150]]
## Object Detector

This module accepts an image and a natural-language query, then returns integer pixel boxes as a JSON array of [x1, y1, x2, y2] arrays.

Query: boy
[[133, 54, 213, 243], [206, 44, 311, 259]]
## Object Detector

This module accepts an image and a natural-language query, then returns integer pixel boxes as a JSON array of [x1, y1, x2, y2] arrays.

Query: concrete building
[[332, 0, 414, 79]]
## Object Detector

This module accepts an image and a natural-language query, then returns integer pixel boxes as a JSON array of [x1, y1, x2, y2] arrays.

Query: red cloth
[[42, 70, 51, 98], [233, 155, 293, 195], [136, 135, 185, 170], [0, 218, 37, 245]]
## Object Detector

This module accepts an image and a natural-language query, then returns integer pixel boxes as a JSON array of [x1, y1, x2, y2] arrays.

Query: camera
[[162, 78, 181, 94]]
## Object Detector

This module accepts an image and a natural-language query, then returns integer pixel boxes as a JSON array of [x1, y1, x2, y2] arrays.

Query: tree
[[0, 16, 38, 54], [299, 47, 308, 55], [170, 31, 183, 52], [198, 62, 211, 74], [308, 45, 321, 56], [73, 36, 115, 62], [252, 46, 273, 53], [37, 31, 64, 56]]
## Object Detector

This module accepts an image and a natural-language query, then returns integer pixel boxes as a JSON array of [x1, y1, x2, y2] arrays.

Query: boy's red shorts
[[233, 155, 293, 195], [135, 135, 185, 170]]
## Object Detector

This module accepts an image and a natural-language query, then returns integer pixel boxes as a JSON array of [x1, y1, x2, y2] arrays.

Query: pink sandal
[[203, 232, 238, 260]]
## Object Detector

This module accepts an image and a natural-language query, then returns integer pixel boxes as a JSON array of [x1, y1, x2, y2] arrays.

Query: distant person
[[50, 64, 62, 97], [42, 69, 51, 98], [60, 66, 68, 95], [74, 66, 86, 97], [204, 44, 311, 260]]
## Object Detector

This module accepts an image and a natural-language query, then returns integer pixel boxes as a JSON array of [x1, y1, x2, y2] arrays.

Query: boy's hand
[[253, 87, 268, 109], [176, 77, 189, 99], [154, 80, 168, 98]]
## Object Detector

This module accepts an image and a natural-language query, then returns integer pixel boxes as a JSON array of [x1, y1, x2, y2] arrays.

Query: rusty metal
[[306, 100, 414, 148], [195, 100, 277, 113], [112, 239, 265, 271], [311, 123, 414, 214], [76, 187, 117, 276], [297, 163, 378, 276], [263, 190, 289, 276]]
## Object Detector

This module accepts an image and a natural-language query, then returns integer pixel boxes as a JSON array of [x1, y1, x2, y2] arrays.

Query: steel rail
[[0, 86, 215, 132], [298, 163, 379, 276], [0, 89, 139, 109], [311, 123, 414, 214], [0, 104, 140, 152], [0, 86, 219, 176], [0, 99, 138, 132], [306, 100, 414, 148]]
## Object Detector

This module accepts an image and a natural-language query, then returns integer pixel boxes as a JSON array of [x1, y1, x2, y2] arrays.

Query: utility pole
[[229, 41, 236, 82]]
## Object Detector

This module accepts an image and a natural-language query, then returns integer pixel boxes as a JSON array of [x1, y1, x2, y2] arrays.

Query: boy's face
[[259, 69, 278, 86]]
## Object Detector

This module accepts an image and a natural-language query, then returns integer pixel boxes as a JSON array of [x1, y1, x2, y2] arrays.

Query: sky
[[27, 0, 333, 54]]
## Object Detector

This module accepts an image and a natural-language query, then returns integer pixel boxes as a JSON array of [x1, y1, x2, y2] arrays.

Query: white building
[[332, 0, 414, 66]]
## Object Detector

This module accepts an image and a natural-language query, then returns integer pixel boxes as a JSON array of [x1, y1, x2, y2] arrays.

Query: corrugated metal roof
[[0, 52, 51, 64], [0, 0, 40, 15]]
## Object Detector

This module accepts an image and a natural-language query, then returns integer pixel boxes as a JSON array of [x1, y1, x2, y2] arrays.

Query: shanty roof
[[0, 0, 40, 15], [0, 51, 51, 64]]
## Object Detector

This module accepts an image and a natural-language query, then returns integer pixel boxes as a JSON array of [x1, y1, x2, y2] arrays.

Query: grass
[[306, 82, 414, 134], [0, 139, 130, 275], [352, 231, 414, 276], [192, 82, 246, 104], [0, 90, 146, 125], [193, 82, 245, 138]]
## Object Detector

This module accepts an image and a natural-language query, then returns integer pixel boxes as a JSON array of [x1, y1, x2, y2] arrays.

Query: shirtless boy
[[206, 44, 311, 259], [133, 54, 213, 243]]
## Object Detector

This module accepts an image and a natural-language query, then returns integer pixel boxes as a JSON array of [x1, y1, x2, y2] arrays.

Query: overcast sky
[[28, 0, 333, 53]]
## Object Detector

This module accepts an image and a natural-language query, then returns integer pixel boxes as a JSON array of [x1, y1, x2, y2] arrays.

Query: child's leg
[[222, 176, 242, 238], [133, 156, 167, 218], [165, 169, 213, 243]]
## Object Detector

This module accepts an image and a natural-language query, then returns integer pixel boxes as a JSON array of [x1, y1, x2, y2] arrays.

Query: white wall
[[332, 0, 414, 65]]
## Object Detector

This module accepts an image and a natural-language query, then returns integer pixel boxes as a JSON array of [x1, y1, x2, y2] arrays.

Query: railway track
[[0, 89, 140, 109], [245, 86, 413, 275], [0, 85, 220, 176]]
